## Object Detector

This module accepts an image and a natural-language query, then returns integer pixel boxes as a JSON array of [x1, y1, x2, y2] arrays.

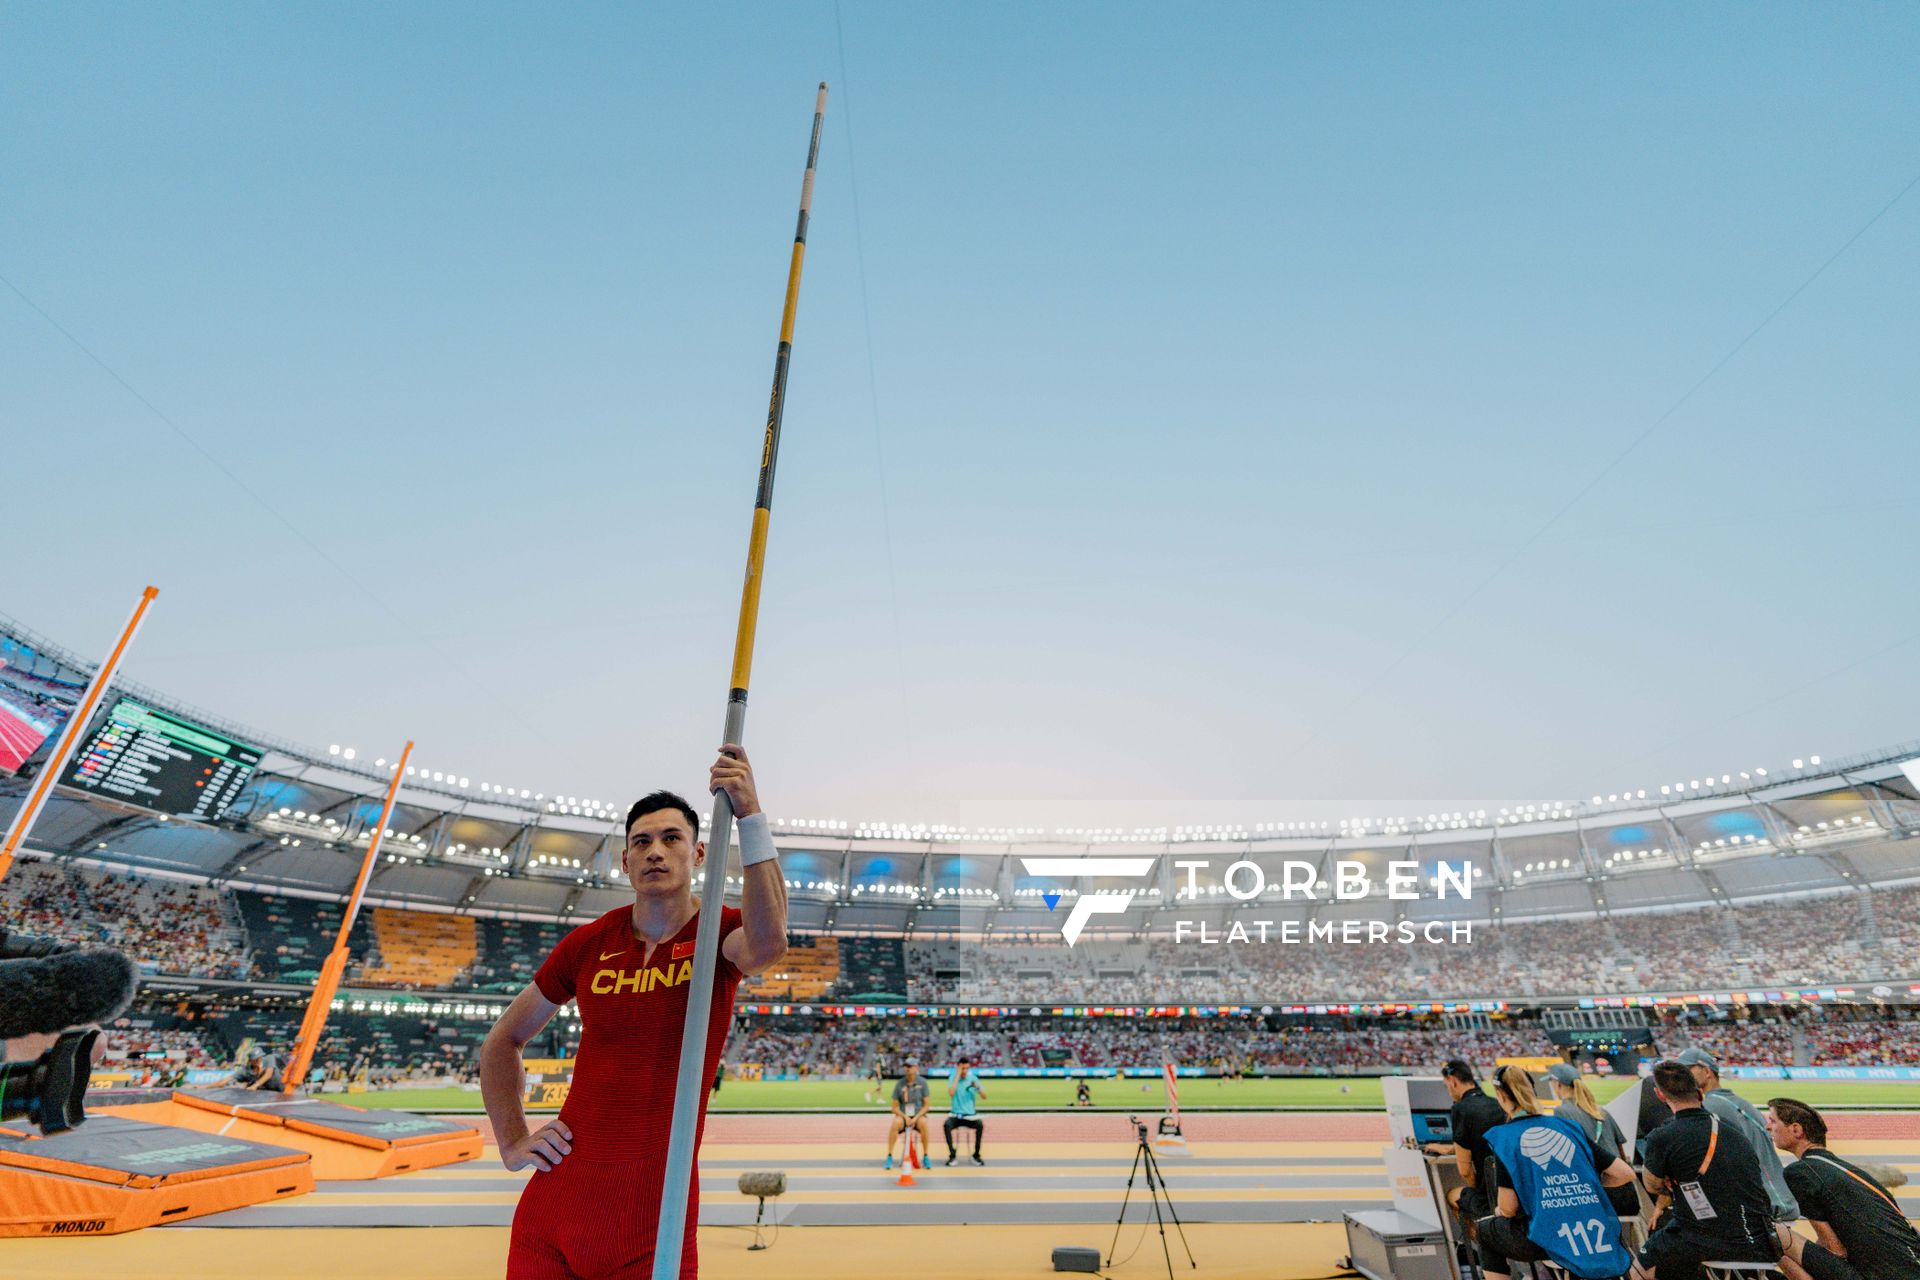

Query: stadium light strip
[[1018, 857, 1157, 876]]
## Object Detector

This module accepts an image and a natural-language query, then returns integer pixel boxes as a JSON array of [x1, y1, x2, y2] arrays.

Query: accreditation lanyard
[[1678, 1116, 1719, 1220], [1804, 1150, 1900, 1211]]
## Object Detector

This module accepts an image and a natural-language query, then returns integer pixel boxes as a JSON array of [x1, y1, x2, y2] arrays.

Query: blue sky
[[4, 4, 1916, 829]]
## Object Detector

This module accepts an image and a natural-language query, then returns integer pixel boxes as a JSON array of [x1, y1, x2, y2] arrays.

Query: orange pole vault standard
[[283, 740, 414, 1091], [0, 585, 158, 884]]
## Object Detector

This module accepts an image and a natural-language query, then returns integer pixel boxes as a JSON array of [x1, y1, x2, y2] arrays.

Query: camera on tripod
[[1112, 1113, 1195, 1277], [0, 930, 140, 1135]]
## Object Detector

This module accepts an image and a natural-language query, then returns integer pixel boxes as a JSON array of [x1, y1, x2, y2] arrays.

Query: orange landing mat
[[0, 1115, 312, 1238], [104, 1088, 481, 1180]]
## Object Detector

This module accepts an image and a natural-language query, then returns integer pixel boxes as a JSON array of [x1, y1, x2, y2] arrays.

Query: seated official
[[1636, 1060, 1780, 1280], [1548, 1062, 1643, 1219], [883, 1058, 933, 1171], [1676, 1047, 1798, 1223], [943, 1057, 986, 1166], [1473, 1065, 1637, 1280], [1423, 1059, 1508, 1229], [1765, 1097, 1920, 1280]]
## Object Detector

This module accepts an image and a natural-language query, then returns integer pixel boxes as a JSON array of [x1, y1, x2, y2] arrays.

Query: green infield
[[346, 1074, 1920, 1113]]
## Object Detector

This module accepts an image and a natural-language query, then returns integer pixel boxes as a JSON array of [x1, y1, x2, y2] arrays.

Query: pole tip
[[819, 81, 828, 90]]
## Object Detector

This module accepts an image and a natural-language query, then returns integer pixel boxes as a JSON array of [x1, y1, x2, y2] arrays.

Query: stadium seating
[[469, 916, 571, 992], [742, 934, 839, 1000], [901, 888, 1920, 1004], [0, 858, 247, 978], [90, 1000, 1919, 1081], [10, 857, 1920, 1085], [202, 1004, 489, 1083], [9, 857, 1919, 1002], [1666, 1020, 1796, 1067], [355, 907, 478, 989], [1805, 1012, 1920, 1065], [723, 1016, 1557, 1076], [837, 936, 909, 1000], [1872, 885, 1920, 960], [99, 1023, 227, 1086], [236, 891, 359, 985], [0, 857, 75, 941]]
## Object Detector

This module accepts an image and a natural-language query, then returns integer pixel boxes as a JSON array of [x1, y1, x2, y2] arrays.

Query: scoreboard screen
[[63, 698, 262, 822]]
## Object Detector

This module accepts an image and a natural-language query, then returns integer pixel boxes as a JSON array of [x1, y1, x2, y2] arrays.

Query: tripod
[[1107, 1121, 1196, 1280]]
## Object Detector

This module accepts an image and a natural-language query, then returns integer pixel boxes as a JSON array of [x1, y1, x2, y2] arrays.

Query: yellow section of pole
[[0, 586, 159, 885], [283, 741, 414, 1091], [728, 506, 773, 692]]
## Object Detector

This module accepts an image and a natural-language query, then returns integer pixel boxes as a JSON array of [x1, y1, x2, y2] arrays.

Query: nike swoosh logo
[[599, 949, 626, 961]]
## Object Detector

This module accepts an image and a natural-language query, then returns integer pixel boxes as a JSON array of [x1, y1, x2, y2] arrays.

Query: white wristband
[[736, 812, 778, 866]]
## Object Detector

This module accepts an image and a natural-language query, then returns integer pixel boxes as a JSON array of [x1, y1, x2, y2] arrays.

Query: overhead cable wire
[[1302, 166, 1920, 737], [834, 0, 925, 808], [0, 270, 569, 760]]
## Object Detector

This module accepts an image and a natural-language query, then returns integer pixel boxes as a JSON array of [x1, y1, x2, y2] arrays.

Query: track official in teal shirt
[[944, 1057, 987, 1166]]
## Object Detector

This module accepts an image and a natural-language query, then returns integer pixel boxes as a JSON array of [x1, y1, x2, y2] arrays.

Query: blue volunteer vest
[[1484, 1114, 1633, 1279]]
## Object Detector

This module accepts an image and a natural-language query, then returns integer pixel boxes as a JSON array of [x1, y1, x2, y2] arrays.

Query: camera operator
[[1423, 1059, 1506, 1231]]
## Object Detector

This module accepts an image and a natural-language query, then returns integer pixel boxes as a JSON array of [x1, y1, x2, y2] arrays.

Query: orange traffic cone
[[895, 1132, 918, 1186]]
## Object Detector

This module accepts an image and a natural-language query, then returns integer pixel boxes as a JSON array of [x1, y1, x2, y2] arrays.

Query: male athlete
[[481, 745, 788, 1279]]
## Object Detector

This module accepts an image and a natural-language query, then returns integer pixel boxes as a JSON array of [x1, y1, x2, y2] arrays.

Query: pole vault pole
[[651, 82, 826, 1279], [0, 585, 159, 885], [284, 741, 414, 1091]]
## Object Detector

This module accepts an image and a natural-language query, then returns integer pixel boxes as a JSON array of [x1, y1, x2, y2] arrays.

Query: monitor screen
[[62, 697, 262, 822], [0, 640, 82, 775]]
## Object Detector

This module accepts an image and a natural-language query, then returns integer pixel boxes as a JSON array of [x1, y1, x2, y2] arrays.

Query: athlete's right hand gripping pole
[[650, 82, 826, 1280]]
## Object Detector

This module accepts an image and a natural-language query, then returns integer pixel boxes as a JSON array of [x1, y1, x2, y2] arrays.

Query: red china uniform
[[507, 904, 745, 1279]]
